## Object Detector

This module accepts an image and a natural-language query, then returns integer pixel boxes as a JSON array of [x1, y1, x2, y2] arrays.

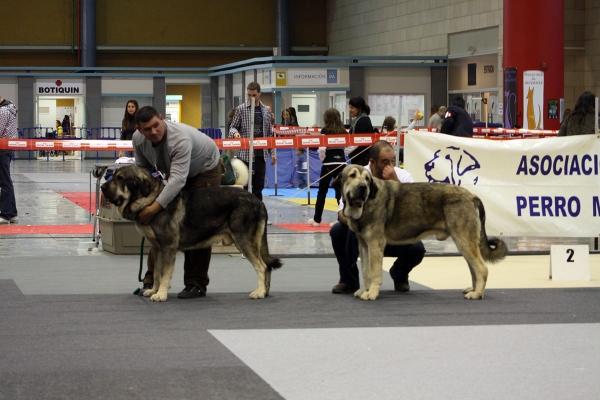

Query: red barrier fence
[[0, 126, 560, 152]]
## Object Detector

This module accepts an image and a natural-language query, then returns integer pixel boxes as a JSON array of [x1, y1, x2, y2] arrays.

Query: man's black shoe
[[332, 282, 360, 294], [137, 283, 153, 295], [177, 284, 206, 299]]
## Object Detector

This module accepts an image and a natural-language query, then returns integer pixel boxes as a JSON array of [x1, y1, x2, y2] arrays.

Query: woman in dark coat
[[347, 96, 374, 166], [558, 91, 597, 136], [119, 99, 139, 157]]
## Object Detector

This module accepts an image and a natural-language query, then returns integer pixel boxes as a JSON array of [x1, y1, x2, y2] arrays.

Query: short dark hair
[[369, 140, 394, 160], [452, 96, 466, 109], [247, 82, 261, 92], [135, 106, 160, 126]]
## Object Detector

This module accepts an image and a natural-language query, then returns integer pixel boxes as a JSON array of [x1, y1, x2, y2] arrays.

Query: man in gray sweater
[[133, 106, 221, 298]]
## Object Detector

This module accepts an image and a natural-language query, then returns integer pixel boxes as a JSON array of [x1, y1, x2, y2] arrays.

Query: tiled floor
[[1, 158, 598, 258]]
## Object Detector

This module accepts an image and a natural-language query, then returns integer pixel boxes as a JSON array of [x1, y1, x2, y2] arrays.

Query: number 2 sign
[[549, 245, 590, 281]]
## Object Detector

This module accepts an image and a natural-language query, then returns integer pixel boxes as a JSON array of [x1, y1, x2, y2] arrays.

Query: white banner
[[404, 131, 600, 237]]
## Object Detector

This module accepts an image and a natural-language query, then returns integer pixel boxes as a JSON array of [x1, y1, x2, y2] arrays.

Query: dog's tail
[[261, 225, 283, 271], [475, 197, 508, 263], [259, 207, 282, 271]]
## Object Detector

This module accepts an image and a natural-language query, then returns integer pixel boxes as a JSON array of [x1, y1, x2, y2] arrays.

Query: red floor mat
[[275, 223, 331, 232], [58, 192, 95, 214], [0, 224, 94, 235]]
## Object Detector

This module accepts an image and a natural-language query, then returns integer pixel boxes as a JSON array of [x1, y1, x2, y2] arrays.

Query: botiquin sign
[[36, 80, 84, 95]]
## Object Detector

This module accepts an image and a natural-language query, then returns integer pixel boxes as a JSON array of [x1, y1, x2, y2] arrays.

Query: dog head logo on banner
[[424, 146, 481, 186]]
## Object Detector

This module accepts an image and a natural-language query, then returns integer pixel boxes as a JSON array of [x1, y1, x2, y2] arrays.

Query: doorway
[[165, 100, 180, 123], [35, 95, 85, 159], [36, 96, 84, 135], [292, 94, 317, 127]]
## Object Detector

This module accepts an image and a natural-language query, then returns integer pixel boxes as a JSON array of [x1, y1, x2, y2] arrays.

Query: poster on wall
[[548, 99, 558, 119], [468, 63, 477, 86], [523, 70, 544, 130], [503, 68, 517, 128], [262, 69, 271, 86]]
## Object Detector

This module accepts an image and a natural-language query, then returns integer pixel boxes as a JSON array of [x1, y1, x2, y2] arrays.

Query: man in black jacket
[[440, 96, 473, 137]]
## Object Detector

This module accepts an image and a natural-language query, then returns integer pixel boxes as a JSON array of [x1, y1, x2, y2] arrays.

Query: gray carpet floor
[[2, 160, 600, 399], [2, 255, 600, 399]]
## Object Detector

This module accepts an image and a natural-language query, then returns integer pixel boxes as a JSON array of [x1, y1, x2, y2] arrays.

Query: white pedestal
[[549, 245, 590, 281]]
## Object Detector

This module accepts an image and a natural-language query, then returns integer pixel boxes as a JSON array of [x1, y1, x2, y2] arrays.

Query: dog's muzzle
[[348, 184, 368, 207], [100, 183, 124, 207]]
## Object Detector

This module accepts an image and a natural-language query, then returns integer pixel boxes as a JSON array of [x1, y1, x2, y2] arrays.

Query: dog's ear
[[136, 170, 153, 198], [368, 175, 378, 199], [92, 166, 108, 179], [119, 167, 139, 200]]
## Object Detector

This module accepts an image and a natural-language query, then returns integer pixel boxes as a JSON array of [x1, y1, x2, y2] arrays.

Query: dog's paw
[[360, 291, 379, 301], [249, 290, 266, 299], [464, 291, 484, 300], [462, 287, 474, 294], [150, 293, 167, 302], [354, 288, 365, 297]]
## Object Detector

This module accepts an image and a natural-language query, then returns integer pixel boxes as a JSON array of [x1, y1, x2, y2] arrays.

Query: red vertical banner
[[503, 0, 564, 130]]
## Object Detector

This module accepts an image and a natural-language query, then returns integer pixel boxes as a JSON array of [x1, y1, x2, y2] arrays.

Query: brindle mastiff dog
[[335, 164, 506, 301], [97, 165, 282, 302]]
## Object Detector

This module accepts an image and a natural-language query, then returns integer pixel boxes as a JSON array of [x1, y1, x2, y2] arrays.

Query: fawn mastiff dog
[[97, 165, 282, 302], [335, 164, 507, 301]]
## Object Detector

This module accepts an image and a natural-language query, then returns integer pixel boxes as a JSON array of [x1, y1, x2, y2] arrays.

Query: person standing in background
[[560, 108, 572, 128], [308, 108, 347, 227], [440, 96, 473, 137], [294, 148, 307, 189], [228, 82, 276, 202], [56, 119, 63, 138], [428, 105, 446, 130], [381, 116, 397, 132], [118, 99, 138, 158], [61, 115, 71, 137], [558, 91, 597, 136], [266, 105, 276, 128], [282, 108, 299, 126], [428, 104, 439, 124], [386, 111, 423, 132], [347, 96, 375, 166], [0, 96, 18, 224], [287, 107, 299, 126]]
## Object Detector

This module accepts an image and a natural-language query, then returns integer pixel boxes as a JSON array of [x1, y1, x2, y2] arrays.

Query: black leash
[[132, 236, 145, 295]]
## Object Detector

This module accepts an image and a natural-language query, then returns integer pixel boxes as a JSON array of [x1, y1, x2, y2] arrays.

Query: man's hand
[[271, 155, 277, 165], [381, 164, 399, 181], [137, 201, 163, 225], [337, 210, 349, 227]]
